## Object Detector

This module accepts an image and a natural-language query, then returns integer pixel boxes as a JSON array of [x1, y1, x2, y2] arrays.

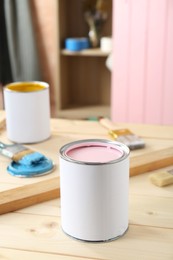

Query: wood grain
[[0, 177, 60, 215], [0, 112, 173, 215], [130, 147, 173, 177], [0, 110, 173, 259], [0, 212, 173, 259], [1, 146, 173, 215]]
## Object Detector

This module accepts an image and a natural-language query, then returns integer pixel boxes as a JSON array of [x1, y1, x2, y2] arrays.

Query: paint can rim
[[4, 81, 49, 93], [59, 139, 130, 165]]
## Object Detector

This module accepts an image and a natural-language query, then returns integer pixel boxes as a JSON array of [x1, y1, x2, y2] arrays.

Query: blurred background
[[0, 0, 173, 124], [0, 0, 58, 116]]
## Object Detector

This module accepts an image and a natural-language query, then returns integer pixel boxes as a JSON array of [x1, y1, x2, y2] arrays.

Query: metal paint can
[[4, 81, 50, 143], [59, 139, 130, 242]]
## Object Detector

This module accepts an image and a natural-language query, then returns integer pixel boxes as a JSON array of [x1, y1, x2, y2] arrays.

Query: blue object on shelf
[[65, 38, 90, 51]]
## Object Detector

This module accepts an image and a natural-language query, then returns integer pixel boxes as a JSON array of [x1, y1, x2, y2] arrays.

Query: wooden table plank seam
[[0, 110, 173, 259]]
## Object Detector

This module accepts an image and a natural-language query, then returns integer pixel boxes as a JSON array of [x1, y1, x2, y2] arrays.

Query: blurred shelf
[[56, 0, 112, 118], [57, 105, 110, 119], [61, 48, 110, 57]]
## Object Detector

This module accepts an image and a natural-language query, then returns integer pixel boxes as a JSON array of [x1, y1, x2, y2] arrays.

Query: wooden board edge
[[0, 176, 60, 215], [0, 188, 60, 215], [130, 147, 173, 177]]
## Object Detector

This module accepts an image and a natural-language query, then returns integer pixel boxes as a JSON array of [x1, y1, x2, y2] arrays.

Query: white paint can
[[59, 139, 130, 242], [4, 81, 50, 143]]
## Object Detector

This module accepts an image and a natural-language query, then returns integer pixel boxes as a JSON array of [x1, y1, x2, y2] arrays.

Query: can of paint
[[59, 139, 130, 242], [4, 81, 50, 143]]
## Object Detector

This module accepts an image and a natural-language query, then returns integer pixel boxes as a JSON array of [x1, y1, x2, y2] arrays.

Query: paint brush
[[0, 141, 47, 166], [0, 141, 55, 177], [149, 169, 173, 187], [99, 118, 145, 150]]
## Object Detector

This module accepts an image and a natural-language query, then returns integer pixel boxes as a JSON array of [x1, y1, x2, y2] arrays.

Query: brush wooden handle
[[99, 118, 117, 130]]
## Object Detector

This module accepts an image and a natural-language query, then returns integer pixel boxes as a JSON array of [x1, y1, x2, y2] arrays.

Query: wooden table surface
[[0, 110, 173, 260]]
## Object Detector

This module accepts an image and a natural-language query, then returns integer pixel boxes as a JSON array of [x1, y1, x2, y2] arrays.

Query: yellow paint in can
[[5, 82, 47, 92]]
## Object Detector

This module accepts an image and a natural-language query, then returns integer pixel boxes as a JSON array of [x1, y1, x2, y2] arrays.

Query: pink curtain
[[111, 0, 173, 125]]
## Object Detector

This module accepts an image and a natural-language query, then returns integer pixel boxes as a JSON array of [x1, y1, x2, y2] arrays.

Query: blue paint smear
[[7, 157, 54, 177], [18, 152, 47, 166]]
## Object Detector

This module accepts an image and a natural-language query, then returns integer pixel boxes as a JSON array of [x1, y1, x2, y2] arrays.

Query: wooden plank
[[56, 105, 110, 120], [117, 122, 173, 140], [16, 194, 173, 229], [0, 177, 60, 215], [0, 146, 172, 215], [129, 194, 173, 228], [0, 112, 173, 259], [0, 114, 173, 215], [130, 147, 173, 177], [0, 213, 173, 259], [0, 248, 90, 260], [61, 48, 110, 56], [51, 118, 173, 139]]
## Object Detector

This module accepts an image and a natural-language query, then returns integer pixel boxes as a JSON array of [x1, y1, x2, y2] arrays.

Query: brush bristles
[[12, 149, 34, 162]]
